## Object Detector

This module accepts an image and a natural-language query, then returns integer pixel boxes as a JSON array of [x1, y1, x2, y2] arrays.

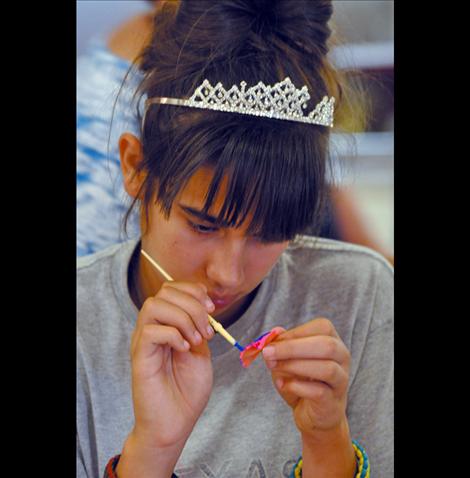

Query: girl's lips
[[209, 295, 238, 309]]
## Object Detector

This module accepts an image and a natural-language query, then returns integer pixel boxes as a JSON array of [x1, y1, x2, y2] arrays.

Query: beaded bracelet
[[103, 455, 179, 478], [352, 440, 370, 478], [103, 455, 120, 478], [291, 456, 303, 478], [289, 439, 370, 478]]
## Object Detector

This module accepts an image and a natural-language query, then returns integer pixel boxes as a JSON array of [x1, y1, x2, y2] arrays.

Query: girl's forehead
[[176, 167, 255, 231], [178, 167, 228, 210]]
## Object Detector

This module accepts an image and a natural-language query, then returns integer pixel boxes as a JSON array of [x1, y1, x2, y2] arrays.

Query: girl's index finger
[[276, 318, 340, 342], [262, 335, 347, 365]]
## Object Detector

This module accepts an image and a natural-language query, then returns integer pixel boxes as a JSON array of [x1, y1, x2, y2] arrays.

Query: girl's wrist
[[300, 419, 356, 478], [290, 439, 370, 478], [300, 416, 351, 447], [115, 430, 184, 478]]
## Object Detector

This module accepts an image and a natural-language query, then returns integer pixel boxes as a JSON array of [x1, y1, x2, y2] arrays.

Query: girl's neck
[[128, 244, 158, 311]]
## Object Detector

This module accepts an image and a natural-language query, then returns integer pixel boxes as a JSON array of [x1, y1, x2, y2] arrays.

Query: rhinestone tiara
[[144, 77, 335, 127]]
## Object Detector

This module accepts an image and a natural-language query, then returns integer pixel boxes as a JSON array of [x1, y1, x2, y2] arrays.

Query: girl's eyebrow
[[178, 203, 229, 227]]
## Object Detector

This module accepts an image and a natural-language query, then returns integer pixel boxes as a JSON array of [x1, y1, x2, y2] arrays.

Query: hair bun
[[176, 0, 333, 57]]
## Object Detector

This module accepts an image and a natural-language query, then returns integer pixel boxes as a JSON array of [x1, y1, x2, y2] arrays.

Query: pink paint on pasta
[[239, 329, 281, 368]]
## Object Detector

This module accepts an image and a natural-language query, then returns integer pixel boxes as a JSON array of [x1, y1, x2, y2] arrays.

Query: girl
[[77, 1, 393, 477]]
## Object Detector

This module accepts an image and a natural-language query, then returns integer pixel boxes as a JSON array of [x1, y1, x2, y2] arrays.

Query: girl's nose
[[206, 239, 245, 290]]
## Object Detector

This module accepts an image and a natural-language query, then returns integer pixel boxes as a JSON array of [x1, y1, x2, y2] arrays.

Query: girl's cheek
[[171, 235, 209, 268]]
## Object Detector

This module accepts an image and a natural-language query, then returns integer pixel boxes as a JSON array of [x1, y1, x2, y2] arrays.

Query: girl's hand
[[129, 281, 215, 449], [262, 318, 351, 437]]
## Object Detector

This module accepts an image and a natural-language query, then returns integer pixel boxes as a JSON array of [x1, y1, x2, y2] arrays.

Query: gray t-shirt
[[77, 235, 394, 477]]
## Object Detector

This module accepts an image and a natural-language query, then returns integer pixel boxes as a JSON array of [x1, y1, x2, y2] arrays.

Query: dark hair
[[123, 0, 362, 243]]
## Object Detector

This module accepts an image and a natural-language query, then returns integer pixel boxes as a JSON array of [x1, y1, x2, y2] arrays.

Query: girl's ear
[[119, 133, 146, 198]]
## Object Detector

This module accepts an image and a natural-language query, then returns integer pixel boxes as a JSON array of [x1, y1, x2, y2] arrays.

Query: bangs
[[153, 112, 330, 242]]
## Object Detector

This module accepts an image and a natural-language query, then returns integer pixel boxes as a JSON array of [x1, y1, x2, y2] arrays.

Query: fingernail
[[206, 325, 214, 337], [275, 378, 284, 389], [194, 331, 202, 344], [183, 340, 190, 350], [205, 298, 215, 312], [263, 346, 275, 359], [266, 360, 277, 369]]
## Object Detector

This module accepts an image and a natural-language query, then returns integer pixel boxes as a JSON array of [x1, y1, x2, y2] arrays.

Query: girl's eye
[[188, 221, 218, 235]]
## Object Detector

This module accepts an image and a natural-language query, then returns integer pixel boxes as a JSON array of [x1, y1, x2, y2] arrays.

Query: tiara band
[[144, 77, 335, 127]]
